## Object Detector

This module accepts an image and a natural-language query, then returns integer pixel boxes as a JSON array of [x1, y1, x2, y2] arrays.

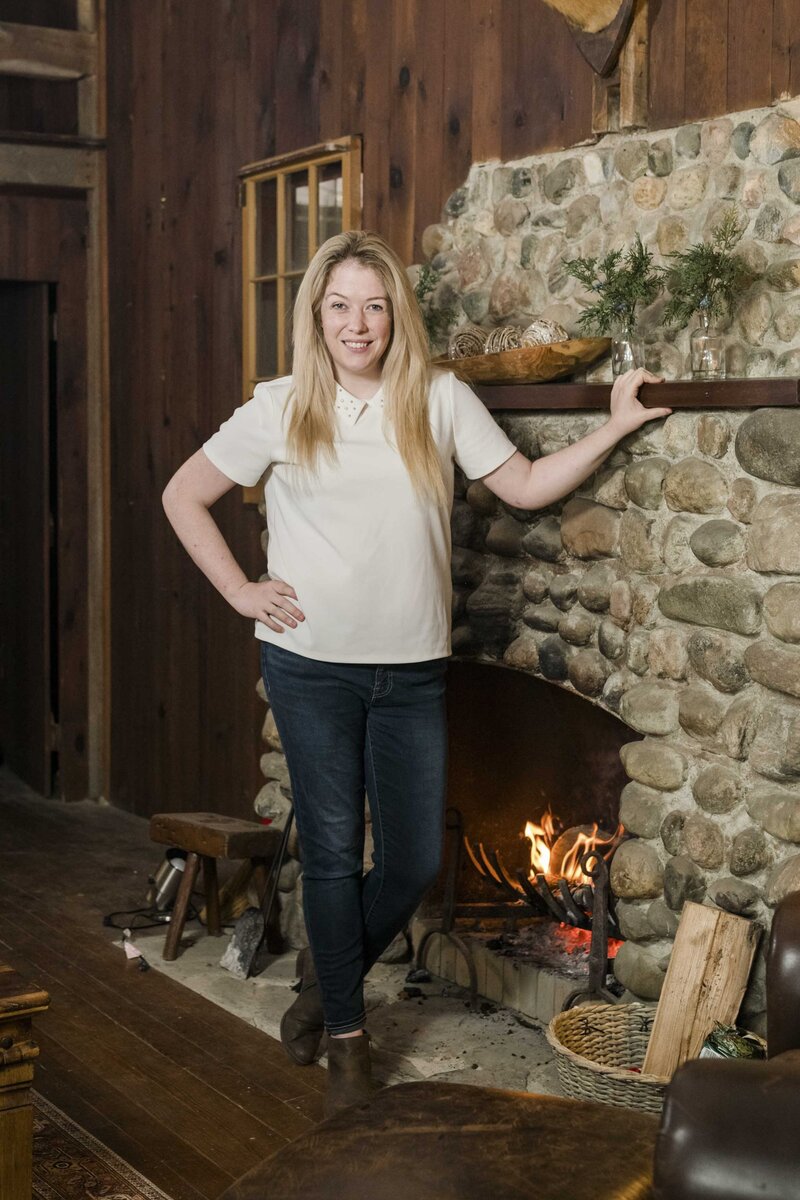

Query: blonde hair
[[288, 230, 447, 506]]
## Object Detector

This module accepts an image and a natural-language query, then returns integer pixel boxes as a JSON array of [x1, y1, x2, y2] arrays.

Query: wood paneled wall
[[104, 0, 799, 818]]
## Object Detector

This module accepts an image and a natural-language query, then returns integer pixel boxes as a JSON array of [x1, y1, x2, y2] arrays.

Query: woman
[[162, 230, 670, 1116]]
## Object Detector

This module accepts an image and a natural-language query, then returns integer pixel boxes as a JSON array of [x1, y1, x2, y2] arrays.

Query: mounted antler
[[540, 0, 636, 77]]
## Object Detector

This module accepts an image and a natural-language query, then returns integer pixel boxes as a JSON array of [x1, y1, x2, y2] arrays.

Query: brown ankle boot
[[323, 1033, 375, 1118], [280, 947, 325, 1066]]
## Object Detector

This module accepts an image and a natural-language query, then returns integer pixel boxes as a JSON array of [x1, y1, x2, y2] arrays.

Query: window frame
[[239, 135, 362, 406]]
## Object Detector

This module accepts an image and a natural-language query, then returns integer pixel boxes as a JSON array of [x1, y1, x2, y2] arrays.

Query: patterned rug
[[32, 1091, 172, 1200]]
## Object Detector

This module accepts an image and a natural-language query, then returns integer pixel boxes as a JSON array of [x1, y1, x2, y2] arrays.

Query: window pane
[[318, 163, 343, 246], [284, 275, 304, 368], [255, 178, 277, 276], [285, 171, 309, 271], [255, 281, 278, 377]]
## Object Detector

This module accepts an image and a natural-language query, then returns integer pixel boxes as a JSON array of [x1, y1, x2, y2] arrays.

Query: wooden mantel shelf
[[475, 378, 800, 411]]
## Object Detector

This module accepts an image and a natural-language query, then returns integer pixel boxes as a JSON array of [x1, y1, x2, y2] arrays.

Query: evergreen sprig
[[661, 210, 752, 327], [564, 234, 662, 336], [414, 262, 458, 351]]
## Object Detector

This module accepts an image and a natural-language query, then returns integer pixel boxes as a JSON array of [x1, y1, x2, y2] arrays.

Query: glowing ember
[[523, 808, 624, 885]]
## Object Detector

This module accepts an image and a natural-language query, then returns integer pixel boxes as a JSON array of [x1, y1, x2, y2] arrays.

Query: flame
[[524, 808, 624, 885], [524, 809, 557, 876]]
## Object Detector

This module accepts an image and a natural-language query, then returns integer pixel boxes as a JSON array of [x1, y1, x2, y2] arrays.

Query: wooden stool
[[149, 811, 281, 961]]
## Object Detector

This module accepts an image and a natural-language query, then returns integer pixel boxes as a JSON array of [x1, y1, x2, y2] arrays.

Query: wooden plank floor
[[0, 774, 325, 1200]]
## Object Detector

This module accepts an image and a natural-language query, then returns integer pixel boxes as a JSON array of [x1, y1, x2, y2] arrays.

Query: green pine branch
[[564, 234, 662, 336], [661, 210, 753, 327]]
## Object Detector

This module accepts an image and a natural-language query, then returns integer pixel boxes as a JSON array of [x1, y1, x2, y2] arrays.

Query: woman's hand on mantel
[[605, 367, 672, 439]]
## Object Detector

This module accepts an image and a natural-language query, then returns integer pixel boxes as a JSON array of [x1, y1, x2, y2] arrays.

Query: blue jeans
[[260, 642, 448, 1034]]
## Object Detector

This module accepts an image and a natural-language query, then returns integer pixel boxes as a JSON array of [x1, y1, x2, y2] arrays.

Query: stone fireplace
[[252, 95, 800, 1034]]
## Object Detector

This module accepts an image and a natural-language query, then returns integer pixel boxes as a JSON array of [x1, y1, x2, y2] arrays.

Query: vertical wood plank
[[318, 0, 344, 140], [685, 0, 729, 121], [727, 0, 772, 112], [441, 0, 473, 206], [772, 0, 800, 100], [339, 0, 367, 142], [648, 0, 686, 129], [274, 0, 320, 155], [470, 0, 502, 163], [363, 0, 392, 235], [413, 0, 446, 259], [387, 0, 417, 259]]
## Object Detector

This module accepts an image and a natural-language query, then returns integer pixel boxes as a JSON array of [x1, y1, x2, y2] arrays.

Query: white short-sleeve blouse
[[202, 369, 517, 663]]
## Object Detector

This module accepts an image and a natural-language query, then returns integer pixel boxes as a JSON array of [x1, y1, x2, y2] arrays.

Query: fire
[[524, 808, 624, 885]]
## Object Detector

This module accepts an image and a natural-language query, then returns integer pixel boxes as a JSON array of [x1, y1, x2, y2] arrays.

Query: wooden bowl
[[433, 337, 610, 385]]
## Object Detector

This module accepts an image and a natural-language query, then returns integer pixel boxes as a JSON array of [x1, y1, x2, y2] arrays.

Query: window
[[239, 137, 362, 402]]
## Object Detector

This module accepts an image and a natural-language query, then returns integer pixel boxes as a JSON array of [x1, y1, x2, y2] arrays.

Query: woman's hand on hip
[[230, 580, 305, 632], [606, 368, 672, 439]]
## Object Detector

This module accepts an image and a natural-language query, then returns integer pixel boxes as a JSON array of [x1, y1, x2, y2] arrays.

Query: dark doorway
[[0, 281, 59, 794]]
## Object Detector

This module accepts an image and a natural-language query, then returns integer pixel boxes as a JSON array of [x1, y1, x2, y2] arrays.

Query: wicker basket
[[546, 1001, 668, 1113]]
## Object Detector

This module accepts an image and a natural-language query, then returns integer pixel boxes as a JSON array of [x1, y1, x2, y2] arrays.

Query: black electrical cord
[[102, 902, 201, 931]]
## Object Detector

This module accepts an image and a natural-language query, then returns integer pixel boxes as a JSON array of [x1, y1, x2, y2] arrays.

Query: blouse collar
[[334, 382, 384, 426]]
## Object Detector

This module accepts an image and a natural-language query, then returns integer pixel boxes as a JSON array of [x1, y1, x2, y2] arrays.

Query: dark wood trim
[[0, 130, 105, 149], [474, 378, 800, 411]]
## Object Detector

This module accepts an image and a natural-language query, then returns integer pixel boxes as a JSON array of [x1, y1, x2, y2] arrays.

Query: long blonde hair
[[288, 230, 447, 506]]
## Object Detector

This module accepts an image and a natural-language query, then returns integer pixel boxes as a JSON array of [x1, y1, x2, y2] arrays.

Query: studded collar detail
[[334, 383, 385, 426]]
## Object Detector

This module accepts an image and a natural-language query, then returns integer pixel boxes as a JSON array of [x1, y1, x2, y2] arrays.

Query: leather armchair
[[653, 890, 800, 1200]]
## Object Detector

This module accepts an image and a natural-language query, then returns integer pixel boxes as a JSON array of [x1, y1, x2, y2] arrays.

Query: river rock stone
[[693, 764, 745, 816], [678, 684, 728, 739], [751, 113, 800, 165], [560, 498, 620, 559], [451, 547, 486, 588], [664, 458, 728, 513], [687, 629, 750, 694], [610, 839, 664, 899], [765, 853, 800, 905], [727, 478, 759, 525], [748, 787, 800, 842], [766, 257, 800, 291], [602, 669, 633, 712], [558, 608, 596, 646], [494, 196, 529, 235], [466, 578, 519, 652], [522, 516, 566, 562], [661, 811, 686, 856], [730, 827, 770, 876], [613, 941, 666, 1000], [732, 121, 755, 159], [716, 692, 760, 760], [592, 466, 628, 510], [676, 123, 701, 158], [739, 290, 773, 345], [702, 118, 732, 162], [598, 618, 626, 660], [689, 519, 745, 566], [486, 515, 525, 556], [522, 569, 549, 603], [567, 648, 610, 696], [610, 579, 633, 625], [503, 634, 540, 671], [451, 500, 482, 549], [657, 215, 689, 255], [577, 563, 617, 612], [466, 479, 498, 516], [444, 187, 468, 216], [748, 494, 800, 574], [750, 697, 800, 781], [696, 415, 730, 458], [626, 631, 650, 675], [735, 410, 800, 486], [778, 159, 800, 202], [664, 515, 698, 573], [632, 579, 661, 628], [754, 202, 787, 242], [461, 289, 490, 323], [646, 629, 687, 681], [624, 457, 669, 509], [511, 166, 533, 197], [619, 509, 663, 573], [744, 640, 800, 699], [614, 139, 650, 181], [621, 681, 680, 735], [632, 176, 667, 210], [548, 573, 578, 610], [619, 781, 667, 838], [765, 583, 800, 643], [711, 877, 760, 915], [683, 814, 725, 869], [664, 855, 707, 911], [538, 634, 572, 680], [616, 901, 654, 942], [523, 600, 561, 632], [621, 739, 687, 790], [669, 165, 709, 210], [664, 413, 698, 457], [648, 898, 680, 937], [649, 138, 674, 176], [543, 158, 580, 203], [659, 576, 763, 636], [565, 194, 600, 237]]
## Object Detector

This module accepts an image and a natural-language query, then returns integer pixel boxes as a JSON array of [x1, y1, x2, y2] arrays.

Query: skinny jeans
[[259, 641, 449, 1035]]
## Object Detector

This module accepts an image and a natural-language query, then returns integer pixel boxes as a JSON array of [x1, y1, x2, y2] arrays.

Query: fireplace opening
[[412, 661, 641, 1019]]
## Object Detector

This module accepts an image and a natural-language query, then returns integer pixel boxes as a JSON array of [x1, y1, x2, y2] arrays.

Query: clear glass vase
[[690, 311, 726, 379], [611, 324, 645, 376]]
